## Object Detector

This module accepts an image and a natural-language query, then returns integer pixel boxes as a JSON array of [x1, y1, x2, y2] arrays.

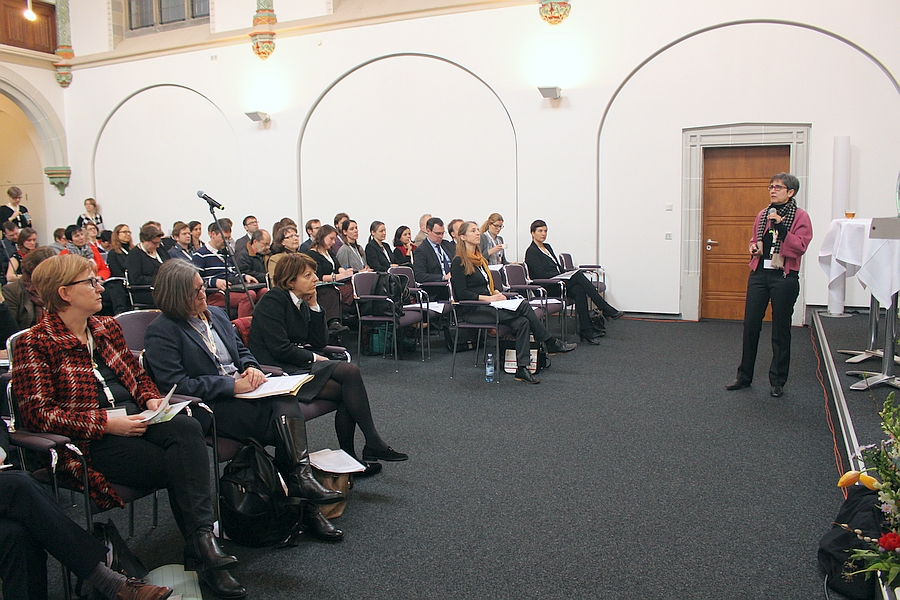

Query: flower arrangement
[[838, 391, 900, 587]]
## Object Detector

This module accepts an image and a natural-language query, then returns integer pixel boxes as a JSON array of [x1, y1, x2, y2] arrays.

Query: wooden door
[[701, 146, 791, 320]]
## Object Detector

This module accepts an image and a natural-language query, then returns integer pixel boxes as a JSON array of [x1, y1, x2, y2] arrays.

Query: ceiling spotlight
[[23, 0, 36, 21], [245, 111, 271, 123], [538, 87, 562, 99]]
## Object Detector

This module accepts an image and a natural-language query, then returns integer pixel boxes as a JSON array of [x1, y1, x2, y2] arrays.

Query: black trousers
[[736, 268, 800, 387], [0, 471, 107, 600], [464, 300, 551, 367], [562, 271, 617, 332], [90, 413, 215, 538]]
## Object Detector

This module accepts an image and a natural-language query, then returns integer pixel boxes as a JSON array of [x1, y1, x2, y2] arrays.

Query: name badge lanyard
[[190, 314, 228, 376], [86, 330, 116, 407]]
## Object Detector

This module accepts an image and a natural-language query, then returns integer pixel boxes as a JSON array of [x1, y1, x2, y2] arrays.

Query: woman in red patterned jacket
[[11, 254, 246, 599]]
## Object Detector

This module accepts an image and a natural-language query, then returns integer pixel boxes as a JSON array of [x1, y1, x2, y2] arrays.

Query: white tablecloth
[[818, 218, 900, 309]]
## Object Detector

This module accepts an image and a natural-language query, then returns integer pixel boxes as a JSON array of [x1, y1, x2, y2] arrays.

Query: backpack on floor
[[219, 438, 301, 547], [443, 326, 477, 352], [818, 486, 883, 600]]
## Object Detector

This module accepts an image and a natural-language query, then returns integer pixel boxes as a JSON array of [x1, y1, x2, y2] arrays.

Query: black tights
[[314, 361, 387, 459]]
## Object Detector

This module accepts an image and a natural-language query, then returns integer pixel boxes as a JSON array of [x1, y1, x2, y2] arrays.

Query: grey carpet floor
[[47, 315, 852, 599]]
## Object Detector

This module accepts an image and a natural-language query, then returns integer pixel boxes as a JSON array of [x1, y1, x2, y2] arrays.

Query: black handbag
[[219, 439, 302, 547], [362, 272, 409, 318]]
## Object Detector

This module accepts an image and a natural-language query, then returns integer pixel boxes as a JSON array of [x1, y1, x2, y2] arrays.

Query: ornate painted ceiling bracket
[[250, 0, 277, 60], [44, 166, 71, 195], [54, 0, 74, 87], [539, 1, 571, 25]]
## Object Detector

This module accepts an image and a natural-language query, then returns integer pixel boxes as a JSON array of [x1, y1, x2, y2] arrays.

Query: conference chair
[[352, 271, 424, 370]]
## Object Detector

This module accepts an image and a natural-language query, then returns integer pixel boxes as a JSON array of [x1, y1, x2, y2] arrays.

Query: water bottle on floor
[[485, 353, 495, 383]]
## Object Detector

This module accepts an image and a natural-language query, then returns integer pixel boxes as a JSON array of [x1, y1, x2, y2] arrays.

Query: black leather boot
[[184, 527, 238, 571], [274, 415, 345, 505], [196, 568, 247, 598], [302, 506, 344, 542]]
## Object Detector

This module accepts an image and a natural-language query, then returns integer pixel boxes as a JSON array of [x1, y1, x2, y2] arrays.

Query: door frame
[[680, 123, 811, 325]]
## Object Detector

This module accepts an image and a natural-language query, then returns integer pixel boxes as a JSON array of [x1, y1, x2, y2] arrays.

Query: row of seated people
[[8, 253, 408, 599]]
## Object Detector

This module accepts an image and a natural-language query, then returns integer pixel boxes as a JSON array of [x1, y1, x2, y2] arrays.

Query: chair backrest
[[503, 263, 528, 287], [232, 316, 252, 347], [388, 266, 415, 289], [559, 253, 575, 271], [114, 309, 162, 352], [351, 271, 379, 299]]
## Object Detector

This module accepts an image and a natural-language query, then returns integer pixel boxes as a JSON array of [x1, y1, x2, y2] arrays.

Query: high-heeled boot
[[274, 415, 345, 505], [184, 527, 238, 571]]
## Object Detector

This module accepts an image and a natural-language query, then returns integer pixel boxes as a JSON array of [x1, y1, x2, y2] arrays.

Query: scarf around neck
[[465, 247, 495, 293], [756, 198, 797, 256], [66, 242, 93, 259]]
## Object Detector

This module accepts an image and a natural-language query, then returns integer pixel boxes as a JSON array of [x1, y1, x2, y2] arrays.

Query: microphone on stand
[[197, 190, 224, 210]]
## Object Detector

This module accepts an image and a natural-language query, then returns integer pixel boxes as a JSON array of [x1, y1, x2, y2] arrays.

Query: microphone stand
[[208, 204, 256, 314]]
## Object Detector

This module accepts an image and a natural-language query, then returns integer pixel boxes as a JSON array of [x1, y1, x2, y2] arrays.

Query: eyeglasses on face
[[491, 222, 504, 229], [767, 185, 787, 191], [66, 276, 104, 289], [194, 285, 206, 296]]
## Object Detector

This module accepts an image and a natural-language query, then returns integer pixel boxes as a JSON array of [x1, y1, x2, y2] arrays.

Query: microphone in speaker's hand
[[197, 190, 224, 210]]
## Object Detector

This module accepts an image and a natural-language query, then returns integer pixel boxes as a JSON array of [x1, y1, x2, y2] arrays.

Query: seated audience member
[[48, 227, 68, 254], [192, 220, 260, 318], [236, 229, 271, 283], [524, 219, 623, 345], [3, 246, 55, 331], [392, 225, 416, 267], [126, 224, 171, 306], [84, 222, 103, 255], [144, 259, 346, 542], [267, 225, 301, 282], [0, 421, 173, 600], [60, 224, 111, 280], [364, 221, 395, 273], [412, 217, 454, 300], [217, 218, 235, 253], [335, 220, 369, 272], [159, 221, 182, 253], [451, 221, 575, 384], [306, 225, 352, 334], [98, 230, 113, 253], [234, 215, 258, 256], [446, 218, 463, 255], [299, 219, 320, 253], [479, 213, 508, 266], [76, 197, 104, 231], [413, 213, 431, 246], [248, 253, 407, 474], [5, 226, 37, 283], [188, 220, 203, 251], [0, 221, 18, 285], [105, 224, 134, 314], [332, 212, 349, 253], [12, 254, 243, 598], [168, 222, 194, 262], [2, 187, 31, 229], [272, 217, 297, 240]]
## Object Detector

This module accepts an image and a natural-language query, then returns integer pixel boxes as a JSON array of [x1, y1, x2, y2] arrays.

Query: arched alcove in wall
[[595, 20, 900, 317], [298, 53, 518, 255], [92, 84, 241, 225]]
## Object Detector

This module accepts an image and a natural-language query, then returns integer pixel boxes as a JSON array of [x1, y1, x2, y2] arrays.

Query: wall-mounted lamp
[[23, 0, 36, 21], [245, 111, 271, 123], [538, 87, 562, 99]]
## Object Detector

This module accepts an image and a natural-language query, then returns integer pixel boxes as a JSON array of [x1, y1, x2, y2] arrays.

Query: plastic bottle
[[485, 353, 495, 383]]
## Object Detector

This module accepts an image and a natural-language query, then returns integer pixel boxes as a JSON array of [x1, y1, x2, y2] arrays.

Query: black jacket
[[236, 248, 267, 283], [125, 245, 171, 306], [524, 242, 563, 280], [365, 240, 394, 272], [247, 287, 327, 374]]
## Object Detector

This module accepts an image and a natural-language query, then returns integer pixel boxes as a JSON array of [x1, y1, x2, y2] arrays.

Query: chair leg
[[152, 490, 158, 529], [128, 501, 135, 538], [451, 326, 459, 378]]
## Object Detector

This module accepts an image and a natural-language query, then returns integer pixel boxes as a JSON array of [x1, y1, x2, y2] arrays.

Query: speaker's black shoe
[[515, 367, 540, 384], [725, 380, 751, 391], [771, 385, 784, 398]]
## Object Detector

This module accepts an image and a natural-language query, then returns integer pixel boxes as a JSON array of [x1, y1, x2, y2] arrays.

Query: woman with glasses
[[725, 172, 812, 398], [144, 259, 346, 548], [266, 225, 300, 283], [248, 252, 406, 475], [11, 254, 246, 599], [479, 213, 508, 266], [126, 223, 171, 307], [105, 224, 133, 314]]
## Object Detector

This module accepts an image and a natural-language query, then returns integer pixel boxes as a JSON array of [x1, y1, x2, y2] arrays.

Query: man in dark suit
[[0, 422, 172, 599], [234, 215, 259, 256], [412, 217, 454, 301]]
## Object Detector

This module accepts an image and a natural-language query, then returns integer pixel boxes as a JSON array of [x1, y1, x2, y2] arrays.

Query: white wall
[[12, 0, 900, 315]]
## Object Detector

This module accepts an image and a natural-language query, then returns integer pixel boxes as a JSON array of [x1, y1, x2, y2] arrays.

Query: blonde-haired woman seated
[[11, 254, 244, 598], [248, 252, 407, 475], [450, 221, 575, 384]]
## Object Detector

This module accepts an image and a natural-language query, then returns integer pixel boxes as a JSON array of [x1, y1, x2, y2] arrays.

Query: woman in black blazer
[[305, 225, 353, 332], [125, 224, 171, 307], [392, 225, 416, 267], [365, 220, 395, 272], [450, 221, 575, 384], [248, 252, 406, 473], [524, 219, 622, 345], [144, 260, 347, 552]]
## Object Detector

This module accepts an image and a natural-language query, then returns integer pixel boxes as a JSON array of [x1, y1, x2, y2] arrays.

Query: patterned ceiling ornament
[[250, 0, 277, 59], [54, 0, 74, 87], [539, 1, 571, 25], [44, 166, 71, 196]]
